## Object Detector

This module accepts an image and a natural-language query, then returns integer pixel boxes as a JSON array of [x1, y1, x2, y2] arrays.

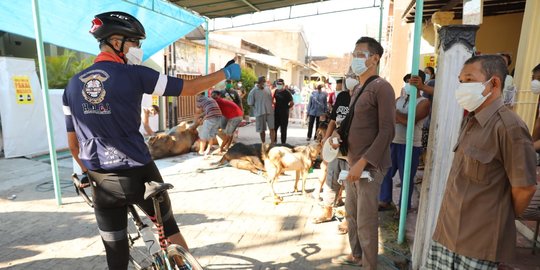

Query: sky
[[210, 0, 382, 57]]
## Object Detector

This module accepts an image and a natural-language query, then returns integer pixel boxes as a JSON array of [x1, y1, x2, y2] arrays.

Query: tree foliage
[[240, 66, 257, 116], [46, 50, 94, 89]]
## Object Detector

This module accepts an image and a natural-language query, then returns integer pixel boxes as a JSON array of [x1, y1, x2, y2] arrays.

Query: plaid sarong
[[425, 241, 498, 270]]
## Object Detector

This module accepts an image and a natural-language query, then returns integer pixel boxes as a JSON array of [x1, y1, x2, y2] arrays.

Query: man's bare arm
[[512, 185, 537, 216]]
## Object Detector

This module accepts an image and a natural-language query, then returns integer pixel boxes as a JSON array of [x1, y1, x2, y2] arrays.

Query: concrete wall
[[216, 29, 308, 87], [219, 30, 307, 63], [475, 13, 523, 73], [385, 0, 414, 96]]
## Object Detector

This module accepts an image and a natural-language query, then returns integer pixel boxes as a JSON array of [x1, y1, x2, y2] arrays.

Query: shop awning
[[0, 0, 205, 60]]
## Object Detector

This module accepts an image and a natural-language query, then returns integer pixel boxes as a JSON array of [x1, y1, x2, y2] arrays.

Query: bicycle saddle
[[144, 181, 174, 200]]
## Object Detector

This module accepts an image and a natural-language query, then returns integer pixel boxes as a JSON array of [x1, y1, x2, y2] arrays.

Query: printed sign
[[12, 76, 34, 104], [423, 55, 437, 69], [152, 95, 159, 106]]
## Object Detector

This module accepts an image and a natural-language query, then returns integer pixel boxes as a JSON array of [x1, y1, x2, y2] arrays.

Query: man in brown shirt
[[332, 37, 396, 269], [427, 55, 537, 269]]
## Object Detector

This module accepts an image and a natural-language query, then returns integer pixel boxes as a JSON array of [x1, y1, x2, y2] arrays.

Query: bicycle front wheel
[[166, 244, 204, 270]]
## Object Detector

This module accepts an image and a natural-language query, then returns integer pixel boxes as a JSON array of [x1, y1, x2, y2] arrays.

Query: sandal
[[312, 216, 334, 224], [331, 255, 362, 266]]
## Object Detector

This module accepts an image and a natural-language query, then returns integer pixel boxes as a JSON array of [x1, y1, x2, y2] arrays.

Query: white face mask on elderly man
[[126, 47, 143, 65], [531, 79, 540, 94], [455, 78, 493, 112]]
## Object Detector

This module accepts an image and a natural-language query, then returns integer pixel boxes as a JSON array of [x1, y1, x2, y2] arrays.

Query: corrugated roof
[[169, 0, 329, 19], [402, 0, 525, 23]]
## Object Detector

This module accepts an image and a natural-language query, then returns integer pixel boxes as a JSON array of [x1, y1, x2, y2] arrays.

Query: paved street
[[0, 122, 538, 269]]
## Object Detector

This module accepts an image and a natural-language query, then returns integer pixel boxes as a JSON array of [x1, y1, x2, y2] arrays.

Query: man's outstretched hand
[[223, 59, 241, 80]]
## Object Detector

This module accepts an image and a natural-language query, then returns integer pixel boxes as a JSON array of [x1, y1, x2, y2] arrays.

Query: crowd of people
[[64, 10, 539, 270]]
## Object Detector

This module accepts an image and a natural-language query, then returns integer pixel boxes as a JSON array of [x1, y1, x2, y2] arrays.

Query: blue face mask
[[351, 58, 368, 75], [425, 74, 431, 81]]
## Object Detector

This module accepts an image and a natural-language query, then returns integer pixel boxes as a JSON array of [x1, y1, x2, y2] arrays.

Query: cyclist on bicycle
[[63, 11, 240, 270]]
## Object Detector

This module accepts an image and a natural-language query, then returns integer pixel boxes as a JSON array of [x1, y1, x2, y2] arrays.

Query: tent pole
[[398, 0, 423, 244], [205, 18, 210, 95], [378, 0, 383, 43], [377, 0, 384, 74], [31, 0, 62, 205]]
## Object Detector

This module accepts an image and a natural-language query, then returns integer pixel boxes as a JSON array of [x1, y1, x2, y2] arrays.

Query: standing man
[[63, 11, 240, 270], [427, 55, 536, 269], [306, 84, 328, 141], [221, 79, 243, 110], [141, 105, 159, 136], [332, 37, 395, 269], [379, 71, 430, 213], [247, 76, 276, 143], [313, 71, 357, 224], [273, 78, 294, 144]]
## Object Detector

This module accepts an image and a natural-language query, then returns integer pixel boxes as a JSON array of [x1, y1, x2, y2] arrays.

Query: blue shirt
[[63, 61, 183, 171]]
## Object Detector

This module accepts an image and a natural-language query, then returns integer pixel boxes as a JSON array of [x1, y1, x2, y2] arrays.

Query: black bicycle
[[72, 173, 203, 270]]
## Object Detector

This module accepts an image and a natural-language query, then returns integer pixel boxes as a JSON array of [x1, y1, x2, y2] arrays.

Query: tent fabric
[[0, 0, 205, 60], [0, 57, 68, 158]]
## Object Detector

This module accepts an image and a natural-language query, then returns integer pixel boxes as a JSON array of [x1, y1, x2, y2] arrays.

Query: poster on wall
[[422, 55, 438, 70], [0, 57, 68, 158], [13, 76, 34, 104]]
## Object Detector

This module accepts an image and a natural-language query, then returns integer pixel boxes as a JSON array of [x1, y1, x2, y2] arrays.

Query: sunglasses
[[109, 37, 142, 48]]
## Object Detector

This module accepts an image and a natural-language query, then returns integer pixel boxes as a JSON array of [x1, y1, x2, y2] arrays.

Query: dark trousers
[[274, 110, 289, 143], [379, 143, 422, 210], [307, 115, 320, 139]]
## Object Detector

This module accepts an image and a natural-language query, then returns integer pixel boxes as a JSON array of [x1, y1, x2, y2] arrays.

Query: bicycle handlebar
[[71, 173, 94, 208]]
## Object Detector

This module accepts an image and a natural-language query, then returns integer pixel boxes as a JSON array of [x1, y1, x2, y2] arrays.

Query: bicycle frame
[[71, 173, 202, 270]]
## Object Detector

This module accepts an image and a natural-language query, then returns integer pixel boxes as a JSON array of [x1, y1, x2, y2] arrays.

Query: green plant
[[46, 50, 94, 89], [240, 67, 257, 116]]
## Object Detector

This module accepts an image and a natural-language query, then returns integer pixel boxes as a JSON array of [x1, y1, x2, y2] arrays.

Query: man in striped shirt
[[195, 94, 223, 156]]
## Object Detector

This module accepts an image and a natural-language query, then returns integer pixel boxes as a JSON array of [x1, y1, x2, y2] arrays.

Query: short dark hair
[[355, 36, 384, 58], [151, 105, 160, 113], [464, 55, 508, 88], [403, 74, 411, 83], [258, 76, 266, 83], [533, 63, 540, 74], [403, 70, 426, 83], [498, 53, 512, 66]]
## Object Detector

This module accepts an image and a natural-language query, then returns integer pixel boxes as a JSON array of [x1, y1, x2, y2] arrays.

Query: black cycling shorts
[[88, 161, 180, 238]]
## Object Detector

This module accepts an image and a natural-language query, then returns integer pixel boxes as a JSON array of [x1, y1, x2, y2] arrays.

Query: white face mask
[[351, 58, 368, 75], [237, 83, 242, 87], [425, 74, 431, 81], [531, 80, 540, 94], [345, 77, 359, 90], [125, 47, 143, 65], [455, 78, 492, 112], [403, 83, 412, 95]]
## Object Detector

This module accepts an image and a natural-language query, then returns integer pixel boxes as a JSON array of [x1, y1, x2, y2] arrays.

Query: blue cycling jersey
[[63, 61, 183, 171]]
